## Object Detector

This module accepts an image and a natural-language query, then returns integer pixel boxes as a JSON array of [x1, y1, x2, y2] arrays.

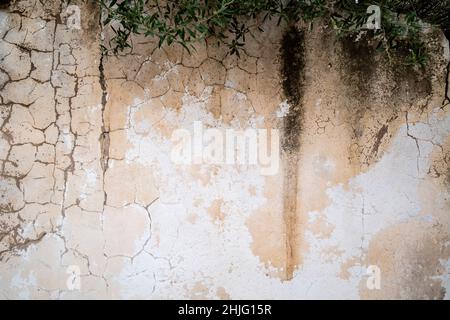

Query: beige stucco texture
[[0, 0, 449, 299]]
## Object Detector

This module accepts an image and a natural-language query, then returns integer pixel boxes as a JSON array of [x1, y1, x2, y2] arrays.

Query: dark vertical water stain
[[444, 29, 450, 107], [280, 26, 305, 280]]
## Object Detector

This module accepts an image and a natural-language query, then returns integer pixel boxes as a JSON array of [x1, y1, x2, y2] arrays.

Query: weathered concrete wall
[[0, 0, 449, 299]]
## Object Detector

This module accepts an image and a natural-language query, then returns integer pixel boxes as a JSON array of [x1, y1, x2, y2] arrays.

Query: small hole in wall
[[0, 0, 11, 9]]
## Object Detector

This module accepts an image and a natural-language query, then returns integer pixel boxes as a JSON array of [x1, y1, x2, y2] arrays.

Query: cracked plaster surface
[[0, 0, 449, 299]]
